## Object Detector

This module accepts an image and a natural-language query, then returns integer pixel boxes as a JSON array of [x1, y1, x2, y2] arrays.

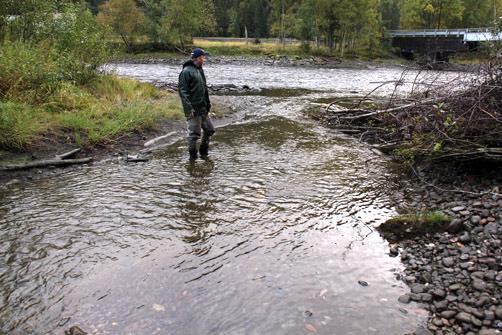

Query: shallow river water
[[0, 63, 460, 335]]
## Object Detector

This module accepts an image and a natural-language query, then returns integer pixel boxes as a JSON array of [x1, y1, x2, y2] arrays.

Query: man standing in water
[[178, 48, 215, 161]]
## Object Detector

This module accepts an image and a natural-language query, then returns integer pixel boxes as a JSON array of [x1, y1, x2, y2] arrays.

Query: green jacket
[[178, 60, 211, 117]]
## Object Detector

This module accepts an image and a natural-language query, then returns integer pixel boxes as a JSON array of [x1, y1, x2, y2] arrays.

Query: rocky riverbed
[[385, 167, 501, 335], [111, 54, 480, 72]]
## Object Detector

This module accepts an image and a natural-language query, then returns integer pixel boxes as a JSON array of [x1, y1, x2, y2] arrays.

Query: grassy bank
[[0, 75, 183, 150]]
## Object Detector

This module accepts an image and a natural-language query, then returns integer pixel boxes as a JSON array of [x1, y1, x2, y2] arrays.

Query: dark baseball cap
[[191, 48, 209, 58]]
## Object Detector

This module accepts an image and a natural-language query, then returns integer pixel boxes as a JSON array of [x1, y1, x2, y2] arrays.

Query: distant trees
[[97, 0, 145, 51], [399, 0, 502, 29], [85, 0, 502, 51]]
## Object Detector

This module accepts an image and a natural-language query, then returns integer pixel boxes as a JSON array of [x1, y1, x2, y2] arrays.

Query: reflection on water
[[0, 113, 425, 334]]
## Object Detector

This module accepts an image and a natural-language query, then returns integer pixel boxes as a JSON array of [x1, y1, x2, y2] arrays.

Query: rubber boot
[[188, 141, 198, 161], [199, 140, 209, 159]]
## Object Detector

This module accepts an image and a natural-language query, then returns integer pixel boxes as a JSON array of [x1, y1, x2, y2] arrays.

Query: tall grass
[[0, 75, 183, 150]]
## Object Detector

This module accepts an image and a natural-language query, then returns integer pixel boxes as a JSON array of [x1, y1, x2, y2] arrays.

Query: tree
[[97, 0, 145, 51], [158, 0, 216, 49], [380, 0, 400, 30], [462, 0, 502, 27], [400, 0, 464, 29], [0, 0, 57, 42]]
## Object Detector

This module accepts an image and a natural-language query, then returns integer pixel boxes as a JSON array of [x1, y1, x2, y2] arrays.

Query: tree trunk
[[341, 30, 346, 57], [120, 33, 131, 52]]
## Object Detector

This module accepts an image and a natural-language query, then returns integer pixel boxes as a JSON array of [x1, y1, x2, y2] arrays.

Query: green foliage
[[0, 41, 60, 101], [0, 0, 56, 42], [0, 4, 109, 98], [398, 0, 502, 29]]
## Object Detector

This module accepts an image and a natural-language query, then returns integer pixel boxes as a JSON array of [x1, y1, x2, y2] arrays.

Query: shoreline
[[110, 54, 482, 72]]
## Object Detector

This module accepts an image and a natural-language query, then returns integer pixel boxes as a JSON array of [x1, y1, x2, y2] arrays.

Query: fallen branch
[[0, 158, 92, 171], [339, 98, 437, 121], [144, 131, 177, 147], [56, 148, 81, 160]]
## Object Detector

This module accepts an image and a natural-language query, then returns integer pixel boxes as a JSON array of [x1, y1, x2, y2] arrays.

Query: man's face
[[194, 55, 206, 67]]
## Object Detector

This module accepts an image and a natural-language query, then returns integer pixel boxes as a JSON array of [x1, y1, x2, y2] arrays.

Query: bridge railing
[[387, 28, 502, 42], [388, 28, 492, 35]]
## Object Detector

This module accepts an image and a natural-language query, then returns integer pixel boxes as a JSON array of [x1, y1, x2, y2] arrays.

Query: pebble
[[459, 232, 472, 243], [383, 172, 501, 334], [452, 206, 466, 212]]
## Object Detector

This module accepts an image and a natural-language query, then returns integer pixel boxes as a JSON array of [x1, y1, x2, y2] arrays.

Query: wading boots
[[199, 139, 209, 159], [188, 141, 198, 161]]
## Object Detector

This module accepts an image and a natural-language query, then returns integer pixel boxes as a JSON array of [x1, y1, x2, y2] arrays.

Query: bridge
[[387, 28, 502, 61]]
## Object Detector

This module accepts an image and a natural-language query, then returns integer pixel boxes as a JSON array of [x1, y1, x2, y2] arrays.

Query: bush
[[0, 4, 110, 102], [0, 41, 62, 101], [47, 4, 110, 84]]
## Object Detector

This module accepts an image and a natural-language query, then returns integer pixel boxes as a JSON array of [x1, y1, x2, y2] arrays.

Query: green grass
[[0, 75, 183, 150], [386, 211, 451, 226], [379, 210, 452, 239]]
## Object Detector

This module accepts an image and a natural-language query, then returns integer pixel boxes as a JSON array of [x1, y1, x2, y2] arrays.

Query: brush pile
[[319, 51, 502, 164]]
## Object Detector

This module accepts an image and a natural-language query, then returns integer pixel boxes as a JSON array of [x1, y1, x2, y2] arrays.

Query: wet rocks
[[65, 326, 87, 335], [389, 170, 501, 335]]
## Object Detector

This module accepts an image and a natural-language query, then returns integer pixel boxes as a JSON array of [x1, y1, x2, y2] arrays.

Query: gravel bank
[[387, 168, 501, 335]]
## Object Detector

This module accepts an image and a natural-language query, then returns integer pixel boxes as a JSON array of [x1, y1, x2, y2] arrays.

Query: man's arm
[[178, 70, 195, 117]]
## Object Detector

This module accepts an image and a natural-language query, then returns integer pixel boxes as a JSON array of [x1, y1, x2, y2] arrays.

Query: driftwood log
[[0, 149, 92, 171]]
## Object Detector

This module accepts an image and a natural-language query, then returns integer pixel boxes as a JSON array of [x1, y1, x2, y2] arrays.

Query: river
[[0, 63, 463, 335]]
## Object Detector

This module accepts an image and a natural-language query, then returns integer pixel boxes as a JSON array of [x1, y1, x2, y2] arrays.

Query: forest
[[85, 0, 502, 51]]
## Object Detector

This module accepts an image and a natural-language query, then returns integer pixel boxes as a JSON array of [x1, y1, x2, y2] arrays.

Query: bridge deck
[[388, 28, 502, 42]]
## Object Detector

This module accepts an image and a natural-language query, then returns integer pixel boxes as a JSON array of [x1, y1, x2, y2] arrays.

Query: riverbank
[[387, 166, 501, 335], [0, 92, 235, 185], [111, 51, 483, 72]]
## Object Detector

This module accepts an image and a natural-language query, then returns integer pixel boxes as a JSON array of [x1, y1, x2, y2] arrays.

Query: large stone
[[447, 219, 466, 233], [452, 206, 466, 212], [431, 288, 446, 298], [455, 312, 474, 323], [484, 311, 495, 320], [398, 294, 411, 304], [484, 223, 498, 235], [420, 293, 433, 302], [441, 310, 457, 319], [472, 279, 488, 291], [459, 232, 471, 243], [479, 330, 498, 335], [443, 257, 455, 267], [411, 284, 425, 294], [495, 306, 502, 319]]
